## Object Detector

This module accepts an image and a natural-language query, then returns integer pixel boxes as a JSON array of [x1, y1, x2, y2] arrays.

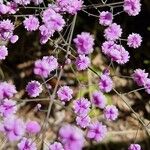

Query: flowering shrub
[[0, 0, 149, 150]]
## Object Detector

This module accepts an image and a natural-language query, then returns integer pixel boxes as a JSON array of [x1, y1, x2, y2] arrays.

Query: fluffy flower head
[[57, 86, 73, 102], [59, 124, 84, 150], [73, 32, 94, 54]]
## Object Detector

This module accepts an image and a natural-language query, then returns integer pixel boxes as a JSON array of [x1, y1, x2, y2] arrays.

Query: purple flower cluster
[[87, 121, 107, 142], [73, 98, 91, 116], [0, 2, 18, 15], [99, 1, 142, 65], [13, 0, 43, 6], [102, 41, 130, 64], [0, 0, 144, 149], [104, 23, 122, 41], [18, 138, 37, 150], [34, 55, 58, 78], [104, 105, 119, 121], [57, 86, 73, 102], [92, 91, 107, 109], [0, 99, 17, 117], [39, 7, 65, 44], [99, 74, 113, 93], [0, 81, 17, 100], [59, 124, 84, 150], [73, 32, 94, 71], [26, 120, 41, 134], [26, 80, 43, 98], [132, 69, 148, 86], [0, 19, 18, 43], [76, 115, 91, 128], [73, 98, 91, 128], [56, 0, 83, 15], [0, 19, 19, 60], [0, 116, 25, 141], [127, 33, 142, 48], [99, 11, 113, 26], [75, 55, 90, 71], [132, 69, 150, 94], [128, 144, 141, 150], [49, 142, 64, 150], [73, 32, 94, 55], [23, 15, 39, 31], [0, 45, 8, 60], [124, 0, 141, 16]]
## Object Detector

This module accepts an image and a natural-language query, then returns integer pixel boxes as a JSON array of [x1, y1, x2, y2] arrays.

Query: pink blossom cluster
[[34, 55, 58, 78], [0, 2, 18, 15], [132, 69, 150, 94], [0, 0, 145, 149], [99, 8, 142, 65], [0, 80, 41, 146], [56, 0, 83, 15], [74, 32, 94, 70], [13, 0, 43, 6], [57, 86, 73, 102], [99, 73, 113, 92], [128, 144, 141, 150], [124, 0, 141, 16], [0, 19, 18, 60]]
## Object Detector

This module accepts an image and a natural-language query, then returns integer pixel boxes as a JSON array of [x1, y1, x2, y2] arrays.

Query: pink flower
[[92, 91, 107, 109], [76, 115, 91, 128], [104, 105, 119, 121], [23, 15, 39, 31], [42, 8, 65, 32], [124, 0, 141, 16], [26, 121, 41, 134], [144, 78, 150, 94], [0, 45, 8, 60], [0, 116, 25, 141], [49, 142, 64, 150], [57, 86, 73, 102], [31, 0, 43, 5], [0, 4, 9, 14], [56, 0, 83, 15], [127, 33, 142, 48], [87, 121, 107, 142], [10, 35, 19, 43], [0, 19, 14, 41], [128, 144, 141, 150], [132, 69, 148, 86], [73, 98, 91, 117], [104, 23, 122, 41], [6, 2, 18, 14], [39, 24, 55, 44], [59, 124, 84, 150], [18, 138, 37, 150], [73, 32, 94, 54], [34, 56, 58, 78], [99, 74, 113, 93], [0, 99, 17, 117], [114, 45, 130, 64], [0, 82, 17, 100], [75, 55, 90, 71], [26, 80, 42, 98], [101, 42, 129, 64], [101, 41, 115, 55], [99, 11, 113, 26], [13, 0, 31, 5]]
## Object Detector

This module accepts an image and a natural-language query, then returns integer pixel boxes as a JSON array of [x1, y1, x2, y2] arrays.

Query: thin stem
[[83, 1, 124, 9], [113, 88, 150, 137], [122, 87, 145, 95], [82, 10, 99, 18]]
